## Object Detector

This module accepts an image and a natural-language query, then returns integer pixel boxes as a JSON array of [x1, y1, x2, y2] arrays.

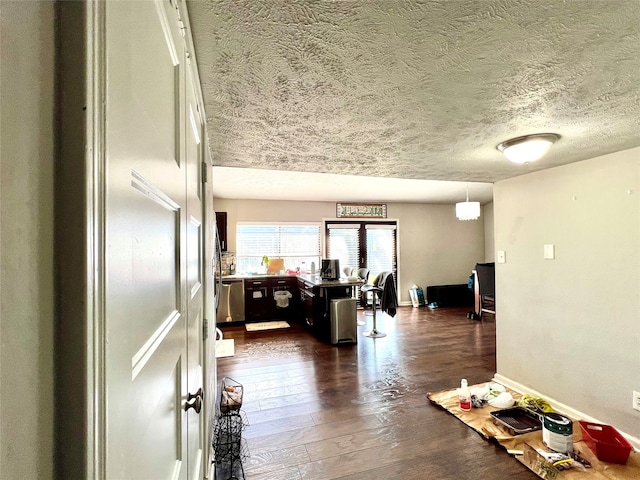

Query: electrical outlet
[[633, 391, 640, 412]]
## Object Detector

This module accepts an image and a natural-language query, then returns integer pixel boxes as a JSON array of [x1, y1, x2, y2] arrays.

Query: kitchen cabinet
[[244, 276, 299, 322], [298, 277, 319, 331], [271, 277, 297, 293], [215, 211, 228, 251], [244, 279, 272, 321], [271, 277, 298, 321]]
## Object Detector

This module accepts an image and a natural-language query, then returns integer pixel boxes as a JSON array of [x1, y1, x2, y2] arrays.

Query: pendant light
[[497, 133, 559, 164], [456, 185, 480, 221]]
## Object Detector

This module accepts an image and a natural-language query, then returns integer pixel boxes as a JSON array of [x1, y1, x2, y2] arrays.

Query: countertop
[[221, 273, 363, 287], [297, 274, 364, 287], [221, 273, 297, 281]]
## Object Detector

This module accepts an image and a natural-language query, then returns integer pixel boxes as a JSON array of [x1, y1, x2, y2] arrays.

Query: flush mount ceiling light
[[497, 133, 559, 164], [456, 185, 480, 221]]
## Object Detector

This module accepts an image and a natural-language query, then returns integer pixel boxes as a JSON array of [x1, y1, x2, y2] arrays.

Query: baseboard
[[398, 301, 474, 308], [493, 373, 640, 451]]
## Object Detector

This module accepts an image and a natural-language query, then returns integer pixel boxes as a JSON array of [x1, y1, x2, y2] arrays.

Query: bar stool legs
[[363, 290, 386, 338]]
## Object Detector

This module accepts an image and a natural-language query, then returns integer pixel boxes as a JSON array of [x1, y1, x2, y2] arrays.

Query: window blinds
[[365, 224, 397, 279], [237, 224, 321, 257], [327, 224, 360, 272], [326, 222, 397, 281]]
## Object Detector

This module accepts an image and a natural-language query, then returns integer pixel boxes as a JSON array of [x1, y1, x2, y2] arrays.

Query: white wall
[[213, 198, 486, 304], [0, 2, 55, 478], [483, 202, 495, 262], [494, 147, 640, 440]]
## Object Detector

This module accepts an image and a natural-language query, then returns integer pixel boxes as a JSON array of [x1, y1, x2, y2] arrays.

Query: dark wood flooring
[[214, 306, 538, 480]]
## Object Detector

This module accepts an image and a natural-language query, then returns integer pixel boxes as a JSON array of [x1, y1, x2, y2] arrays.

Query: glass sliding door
[[326, 223, 360, 275], [325, 221, 397, 281], [365, 224, 397, 280]]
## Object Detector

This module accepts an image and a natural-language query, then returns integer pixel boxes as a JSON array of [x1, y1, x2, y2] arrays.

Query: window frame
[[324, 219, 398, 280], [235, 221, 322, 273]]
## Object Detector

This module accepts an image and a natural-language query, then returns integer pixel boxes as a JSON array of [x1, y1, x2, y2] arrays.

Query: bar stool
[[355, 268, 369, 325], [361, 283, 385, 338]]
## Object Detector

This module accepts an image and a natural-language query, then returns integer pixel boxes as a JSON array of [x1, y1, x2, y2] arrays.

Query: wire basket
[[213, 410, 249, 436], [219, 376, 243, 413], [214, 435, 250, 463], [214, 442, 249, 480], [213, 410, 250, 462]]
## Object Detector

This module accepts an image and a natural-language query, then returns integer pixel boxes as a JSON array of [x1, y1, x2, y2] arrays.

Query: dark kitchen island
[[296, 274, 363, 342]]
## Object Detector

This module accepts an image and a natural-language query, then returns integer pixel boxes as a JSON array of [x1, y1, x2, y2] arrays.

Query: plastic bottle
[[310, 262, 316, 275], [459, 379, 471, 411]]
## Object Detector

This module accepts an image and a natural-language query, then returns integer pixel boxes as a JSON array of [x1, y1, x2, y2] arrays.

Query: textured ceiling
[[187, 0, 640, 200]]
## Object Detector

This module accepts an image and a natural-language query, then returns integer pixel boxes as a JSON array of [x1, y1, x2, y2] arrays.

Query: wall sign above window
[[336, 203, 387, 218]]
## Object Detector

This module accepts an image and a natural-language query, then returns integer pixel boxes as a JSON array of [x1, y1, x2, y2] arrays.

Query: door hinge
[[203, 318, 208, 340], [201, 162, 208, 183]]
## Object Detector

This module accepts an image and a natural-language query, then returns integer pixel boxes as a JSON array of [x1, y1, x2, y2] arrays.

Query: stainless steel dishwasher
[[217, 279, 245, 323]]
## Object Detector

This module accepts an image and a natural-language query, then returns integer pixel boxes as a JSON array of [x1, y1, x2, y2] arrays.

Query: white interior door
[[201, 116, 218, 480], [103, 1, 201, 478], [184, 60, 205, 480]]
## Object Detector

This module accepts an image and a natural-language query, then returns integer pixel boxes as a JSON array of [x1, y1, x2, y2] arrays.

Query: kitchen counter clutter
[[427, 383, 639, 480], [296, 273, 364, 287]]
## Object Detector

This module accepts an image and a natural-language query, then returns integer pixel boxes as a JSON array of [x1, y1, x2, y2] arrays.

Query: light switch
[[497, 251, 506, 264], [544, 244, 555, 259]]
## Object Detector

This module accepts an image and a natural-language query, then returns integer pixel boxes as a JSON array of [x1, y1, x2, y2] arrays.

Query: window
[[365, 224, 396, 278], [326, 224, 360, 274], [326, 221, 397, 281], [236, 223, 321, 273]]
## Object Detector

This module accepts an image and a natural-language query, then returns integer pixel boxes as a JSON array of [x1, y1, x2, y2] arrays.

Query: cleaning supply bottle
[[459, 378, 471, 411]]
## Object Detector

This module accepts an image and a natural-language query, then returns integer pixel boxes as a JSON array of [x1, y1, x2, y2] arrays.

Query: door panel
[[106, 160, 188, 480], [185, 64, 205, 479], [128, 172, 181, 366], [130, 356, 184, 478], [187, 217, 202, 294], [202, 149, 218, 479], [107, 2, 179, 172], [104, 1, 194, 479]]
